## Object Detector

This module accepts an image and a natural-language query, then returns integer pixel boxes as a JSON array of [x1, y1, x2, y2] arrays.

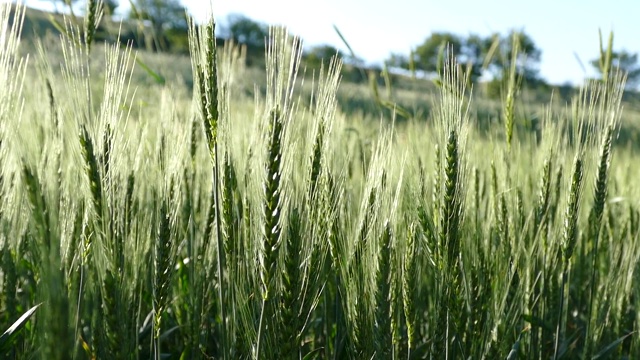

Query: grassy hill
[[12, 5, 640, 150]]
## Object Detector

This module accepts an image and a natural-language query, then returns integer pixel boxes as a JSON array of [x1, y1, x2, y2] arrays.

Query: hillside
[[12, 5, 640, 149]]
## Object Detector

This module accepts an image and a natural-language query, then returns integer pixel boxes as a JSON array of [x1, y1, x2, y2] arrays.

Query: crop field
[[2, 2, 640, 359]]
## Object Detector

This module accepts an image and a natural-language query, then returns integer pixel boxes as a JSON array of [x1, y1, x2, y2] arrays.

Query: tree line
[[44, 0, 640, 90], [217, 14, 640, 91], [388, 30, 640, 91], [389, 31, 541, 85]]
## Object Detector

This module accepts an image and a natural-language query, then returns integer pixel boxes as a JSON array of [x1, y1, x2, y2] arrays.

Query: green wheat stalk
[[257, 107, 285, 358], [585, 122, 616, 355], [554, 155, 584, 360], [79, 126, 103, 224], [403, 223, 418, 354], [441, 130, 461, 266], [189, 17, 228, 357], [375, 222, 393, 358], [84, 0, 102, 52], [504, 33, 520, 151], [153, 201, 173, 358], [279, 207, 303, 359]]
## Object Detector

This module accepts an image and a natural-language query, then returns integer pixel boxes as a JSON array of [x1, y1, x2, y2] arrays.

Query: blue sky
[[21, 0, 640, 86]]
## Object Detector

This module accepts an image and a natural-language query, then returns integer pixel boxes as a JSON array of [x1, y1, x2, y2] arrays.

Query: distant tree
[[227, 14, 269, 48], [590, 50, 640, 90], [387, 52, 410, 69], [395, 32, 489, 83], [304, 44, 344, 70], [103, 0, 119, 16], [129, 0, 189, 52], [47, 0, 81, 14], [130, 0, 189, 34], [460, 34, 491, 83], [389, 30, 541, 87], [80, 0, 119, 17], [48, 0, 118, 17], [483, 30, 543, 98], [413, 32, 462, 74], [487, 30, 542, 82]]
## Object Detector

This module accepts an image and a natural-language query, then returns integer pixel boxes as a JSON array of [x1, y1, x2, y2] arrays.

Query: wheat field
[[1, 2, 640, 359]]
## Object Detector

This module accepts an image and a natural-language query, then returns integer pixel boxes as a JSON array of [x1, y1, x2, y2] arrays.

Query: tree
[[483, 30, 543, 98], [103, 0, 119, 16], [394, 32, 489, 83], [47, 0, 81, 14], [590, 50, 640, 90], [227, 14, 269, 48], [413, 32, 462, 74], [388, 30, 541, 86], [130, 0, 189, 34], [129, 0, 189, 52], [487, 30, 542, 83], [459, 34, 492, 83], [303, 44, 344, 70], [386, 52, 410, 69], [48, 0, 117, 17], [81, 0, 119, 17]]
